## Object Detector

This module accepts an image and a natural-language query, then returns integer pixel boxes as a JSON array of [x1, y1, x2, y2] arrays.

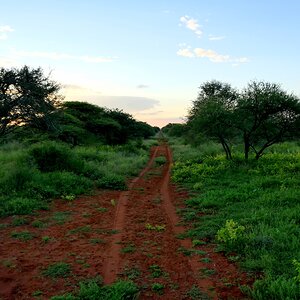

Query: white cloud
[[209, 35, 226, 41], [14, 50, 114, 63], [0, 25, 14, 40], [177, 46, 249, 65], [180, 16, 202, 37], [194, 48, 230, 62], [177, 48, 194, 58]]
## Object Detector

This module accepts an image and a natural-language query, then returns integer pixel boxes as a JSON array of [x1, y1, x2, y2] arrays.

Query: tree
[[187, 80, 238, 159], [235, 81, 300, 159], [0, 66, 62, 136]]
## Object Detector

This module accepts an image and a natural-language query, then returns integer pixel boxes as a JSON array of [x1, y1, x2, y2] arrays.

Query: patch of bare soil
[[0, 145, 252, 299]]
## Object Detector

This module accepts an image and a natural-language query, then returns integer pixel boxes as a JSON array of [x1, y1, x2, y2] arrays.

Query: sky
[[1, 0, 300, 127]]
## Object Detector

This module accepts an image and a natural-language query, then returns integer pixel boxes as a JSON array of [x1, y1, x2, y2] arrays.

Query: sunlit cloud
[[180, 16, 202, 37], [0, 25, 14, 40], [177, 46, 249, 65], [209, 35, 226, 41], [176, 48, 194, 58], [13, 50, 115, 63]]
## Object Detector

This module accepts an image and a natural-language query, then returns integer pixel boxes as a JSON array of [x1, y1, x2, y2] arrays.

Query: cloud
[[62, 85, 159, 113], [180, 16, 202, 37], [177, 46, 249, 65], [14, 50, 114, 63], [194, 48, 230, 62], [0, 25, 14, 40], [136, 84, 149, 89], [176, 48, 194, 58], [209, 35, 226, 41]]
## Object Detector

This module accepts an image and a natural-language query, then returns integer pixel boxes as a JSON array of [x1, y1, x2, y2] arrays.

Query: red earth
[[0, 144, 253, 299]]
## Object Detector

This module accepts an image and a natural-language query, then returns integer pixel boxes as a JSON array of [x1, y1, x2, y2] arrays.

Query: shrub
[[96, 174, 127, 190]]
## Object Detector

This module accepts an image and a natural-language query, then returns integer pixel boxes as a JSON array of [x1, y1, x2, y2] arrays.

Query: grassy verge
[[50, 277, 139, 300], [170, 138, 300, 299], [0, 140, 149, 217]]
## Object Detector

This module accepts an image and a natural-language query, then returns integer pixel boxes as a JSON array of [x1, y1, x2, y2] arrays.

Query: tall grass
[[171, 139, 300, 299], [0, 140, 148, 217]]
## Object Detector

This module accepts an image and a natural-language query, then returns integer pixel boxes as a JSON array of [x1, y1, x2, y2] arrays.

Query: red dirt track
[[0, 144, 251, 299]]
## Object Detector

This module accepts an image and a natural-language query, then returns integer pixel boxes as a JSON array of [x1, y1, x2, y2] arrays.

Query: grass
[[171, 139, 300, 299], [42, 262, 72, 278], [0, 140, 149, 217], [11, 231, 34, 241], [50, 277, 139, 300]]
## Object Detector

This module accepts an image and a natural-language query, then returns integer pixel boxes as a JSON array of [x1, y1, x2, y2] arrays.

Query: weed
[[96, 207, 108, 212], [154, 156, 167, 166], [42, 236, 51, 243], [12, 216, 29, 226], [121, 243, 136, 254], [149, 264, 164, 278], [2, 260, 16, 268], [32, 219, 47, 228], [186, 285, 210, 300], [68, 225, 91, 235], [52, 211, 71, 225], [192, 239, 206, 247], [32, 290, 43, 296], [11, 231, 34, 241], [145, 223, 166, 232], [89, 238, 106, 244], [122, 265, 141, 280], [43, 262, 72, 278], [200, 257, 211, 263], [61, 194, 75, 201], [151, 283, 164, 294], [200, 268, 216, 276]]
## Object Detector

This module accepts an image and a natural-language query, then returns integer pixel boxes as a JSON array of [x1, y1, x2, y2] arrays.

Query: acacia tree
[[187, 80, 238, 159], [235, 81, 300, 159], [0, 66, 62, 136]]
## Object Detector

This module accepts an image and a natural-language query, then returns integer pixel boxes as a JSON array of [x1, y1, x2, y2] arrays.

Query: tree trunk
[[244, 133, 250, 160]]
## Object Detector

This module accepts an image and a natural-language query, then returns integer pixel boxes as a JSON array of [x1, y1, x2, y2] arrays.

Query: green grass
[[0, 140, 148, 217], [171, 140, 300, 299], [11, 231, 34, 241], [43, 262, 72, 278], [51, 277, 139, 300]]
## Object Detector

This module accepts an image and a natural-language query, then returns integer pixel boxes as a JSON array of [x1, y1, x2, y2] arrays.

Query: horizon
[[1, 0, 300, 127]]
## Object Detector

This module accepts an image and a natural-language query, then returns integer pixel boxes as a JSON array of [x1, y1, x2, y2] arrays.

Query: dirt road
[[0, 144, 250, 299]]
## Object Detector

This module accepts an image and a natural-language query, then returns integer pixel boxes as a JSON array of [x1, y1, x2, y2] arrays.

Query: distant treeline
[[0, 65, 159, 145]]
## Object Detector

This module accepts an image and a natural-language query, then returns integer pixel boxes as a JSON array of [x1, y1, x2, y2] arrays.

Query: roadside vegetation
[[0, 65, 158, 217]]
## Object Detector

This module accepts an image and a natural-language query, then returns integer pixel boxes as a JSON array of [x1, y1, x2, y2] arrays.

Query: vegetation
[[0, 65, 157, 217], [170, 138, 300, 299], [51, 277, 139, 300], [164, 79, 300, 160]]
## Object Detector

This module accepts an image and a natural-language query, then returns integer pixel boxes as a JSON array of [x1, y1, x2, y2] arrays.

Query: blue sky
[[1, 0, 300, 127]]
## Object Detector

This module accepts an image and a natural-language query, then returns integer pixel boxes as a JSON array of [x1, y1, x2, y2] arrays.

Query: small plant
[[149, 264, 164, 278], [61, 194, 75, 201], [12, 216, 29, 226], [42, 236, 51, 243], [200, 268, 216, 276], [68, 225, 91, 235], [216, 219, 245, 246], [121, 243, 136, 253], [192, 239, 206, 247], [32, 219, 47, 228], [122, 266, 141, 280], [200, 257, 211, 263], [11, 231, 34, 241], [43, 262, 72, 278], [145, 223, 166, 232], [292, 259, 300, 282], [89, 238, 106, 244], [96, 207, 108, 212], [151, 283, 164, 294], [52, 211, 71, 225], [186, 285, 210, 300], [32, 290, 43, 296], [154, 156, 167, 166]]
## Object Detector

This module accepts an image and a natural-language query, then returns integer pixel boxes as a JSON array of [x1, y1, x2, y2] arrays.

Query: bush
[[96, 174, 127, 190], [29, 141, 84, 173]]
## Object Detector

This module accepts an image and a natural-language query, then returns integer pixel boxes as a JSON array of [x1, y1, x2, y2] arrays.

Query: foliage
[[43, 262, 72, 278], [0, 65, 62, 137], [171, 138, 300, 298], [51, 278, 139, 300]]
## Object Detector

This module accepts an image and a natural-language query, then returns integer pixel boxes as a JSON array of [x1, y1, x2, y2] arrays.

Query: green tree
[[235, 81, 300, 159], [187, 80, 238, 159], [0, 66, 62, 137]]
